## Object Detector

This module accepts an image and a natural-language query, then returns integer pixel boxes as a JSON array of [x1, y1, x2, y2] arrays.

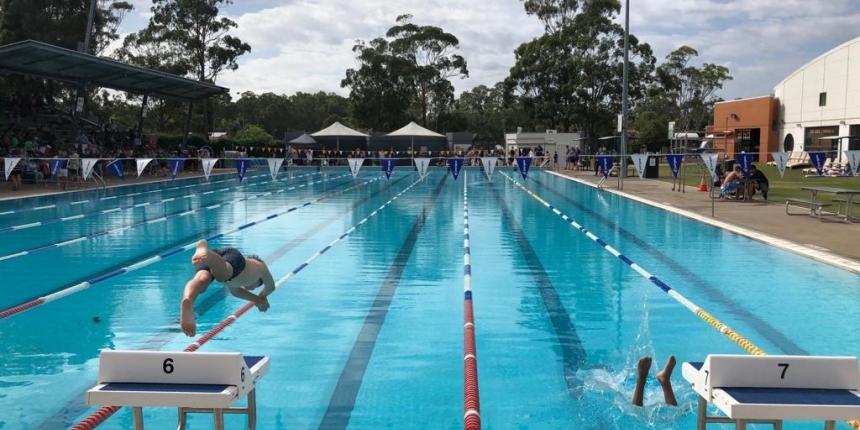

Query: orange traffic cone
[[698, 172, 709, 192]]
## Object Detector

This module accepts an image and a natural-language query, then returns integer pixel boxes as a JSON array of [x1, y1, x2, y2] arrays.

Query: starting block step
[[87, 350, 269, 430]]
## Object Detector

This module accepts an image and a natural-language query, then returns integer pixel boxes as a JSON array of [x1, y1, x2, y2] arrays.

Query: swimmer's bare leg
[[180, 271, 214, 337], [656, 355, 678, 406], [191, 239, 232, 282], [633, 356, 652, 406]]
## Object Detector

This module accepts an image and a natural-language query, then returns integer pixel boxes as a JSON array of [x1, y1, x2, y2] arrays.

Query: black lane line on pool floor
[[318, 174, 448, 430], [531, 175, 808, 356], [35, 174, 411, 430], [488, 178, 588, 398]]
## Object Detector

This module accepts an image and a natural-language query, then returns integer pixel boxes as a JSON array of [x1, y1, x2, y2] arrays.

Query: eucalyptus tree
[[655, 45, 732, 131], [506, 0, 655, 138], [342, 14, 468, 131]]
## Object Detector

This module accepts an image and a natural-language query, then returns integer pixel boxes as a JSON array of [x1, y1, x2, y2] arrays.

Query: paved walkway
[[3, 166, 858, 273]]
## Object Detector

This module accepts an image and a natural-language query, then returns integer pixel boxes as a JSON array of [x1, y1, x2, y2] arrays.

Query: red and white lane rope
[[69, 173, 424, 430], [462, 174, 481, 430]]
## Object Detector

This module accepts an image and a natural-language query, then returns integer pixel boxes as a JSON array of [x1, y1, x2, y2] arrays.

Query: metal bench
[[87, 350, 269, 430], [785, 198, 831, 219], [682, 354, 860, 430]]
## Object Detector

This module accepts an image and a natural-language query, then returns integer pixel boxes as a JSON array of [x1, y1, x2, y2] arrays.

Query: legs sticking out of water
[[633, 355, 677, 407]]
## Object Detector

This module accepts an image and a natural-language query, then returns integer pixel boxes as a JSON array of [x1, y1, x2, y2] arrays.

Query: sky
[[115, 0, 860, 102]]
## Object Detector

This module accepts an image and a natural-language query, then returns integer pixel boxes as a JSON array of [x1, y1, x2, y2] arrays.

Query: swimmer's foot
[[180, 298, 196, 337], [191, 239, 210, 266], [657, 355, 678, 406], [633, 356, 652, 406]]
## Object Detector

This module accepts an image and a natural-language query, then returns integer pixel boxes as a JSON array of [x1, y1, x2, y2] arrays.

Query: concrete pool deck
[[2, 165, 858, 273]]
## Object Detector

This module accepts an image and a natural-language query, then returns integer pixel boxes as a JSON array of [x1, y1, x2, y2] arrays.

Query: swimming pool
[[1, 165, 859, 430]]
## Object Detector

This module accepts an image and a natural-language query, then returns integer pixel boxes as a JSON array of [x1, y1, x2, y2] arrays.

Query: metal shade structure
[[386, 121, 445, 159], [0, 40, 227, 101], [310, 121, 368, 153]]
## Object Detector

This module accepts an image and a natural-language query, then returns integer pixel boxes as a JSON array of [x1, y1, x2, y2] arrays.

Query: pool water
[[1, 166, 859, 430]]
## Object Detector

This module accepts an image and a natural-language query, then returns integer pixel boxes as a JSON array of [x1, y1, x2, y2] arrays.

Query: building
[[712, 36, 860, 163], [504, 129, 581, 157]]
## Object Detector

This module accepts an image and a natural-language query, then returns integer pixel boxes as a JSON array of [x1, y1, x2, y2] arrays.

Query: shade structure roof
[[310, 121, 368, 137], [0, 40, 228, 101], [288, 133, 317, 144], [386, 121, 444, 138]]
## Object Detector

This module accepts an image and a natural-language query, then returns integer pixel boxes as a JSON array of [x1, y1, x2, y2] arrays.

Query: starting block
[[87, 350, 269, 430], [683, 354, 860, 430]]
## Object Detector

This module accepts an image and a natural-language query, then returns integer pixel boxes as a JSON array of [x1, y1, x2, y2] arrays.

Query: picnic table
[[788, 186, 860, 222]]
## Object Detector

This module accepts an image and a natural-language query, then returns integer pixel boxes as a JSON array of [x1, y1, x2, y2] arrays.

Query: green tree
[[342, 15, 468, 131], [655, 45, 732, 131]]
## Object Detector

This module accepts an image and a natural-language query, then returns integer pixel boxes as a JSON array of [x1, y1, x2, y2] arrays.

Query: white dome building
[[774, 36, 860, 155]]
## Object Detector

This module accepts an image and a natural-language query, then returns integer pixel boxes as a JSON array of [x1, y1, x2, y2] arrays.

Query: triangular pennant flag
[[81, 158, 98, 180], [235, 158, 250, 182], [49, 158, 68, 177], [770, 151, 789, 178], [736, 153, 755, 177], [381, 158, 396, 179], [4, 157, 21, 181], [202, 158, 218, 181], [515, 157, 532, 180], [267, 158, 284, 181], [630, 154, 648, 179], [701, 153, 720, 181], [448, 158, 464, 180], [480, 157, 497, 180], [348, 158, 365, 179], [808, 152, 827, 176], [665, 154, 683, 178], [596, 155, 614, 178], [106, 159, 125, 180], [170, 158, 185, 180], [136, 158, 153, 178], [414, 158, 431, 179], [844, 150, 860, 176]]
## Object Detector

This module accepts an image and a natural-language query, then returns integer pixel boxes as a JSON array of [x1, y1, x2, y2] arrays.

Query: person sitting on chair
[[747, 164, 769, 201], [720, 165, 743, 199]]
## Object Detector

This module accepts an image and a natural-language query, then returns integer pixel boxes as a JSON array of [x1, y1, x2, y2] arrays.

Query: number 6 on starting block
[[87, 350, 269, 429]]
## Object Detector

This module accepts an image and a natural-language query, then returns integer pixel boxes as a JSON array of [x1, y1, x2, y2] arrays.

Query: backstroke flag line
[[4, 157, 20, 181], [480, 157, 497, 180], [267, 158, 284, 181], [770, 152, 789, 177], [348, 158, 364, 179], [844, 150, 860, 176], [202, 158, 218, 181], [50, 158, 68, 177], [515, 157, 532, 180], [415, 158, 431, 179], [382, 158, 396, 179], [82, 158, 98, 180], [448, 158, 464, 180], [235, 159, 250, 182], [630, 154, 648, 179], [808, 152, 827, 176], [665, 154, 683, 178], [596, 155, 614, 178], [701, 153, 719, 182], [736, 153, 755, 177], [170, 158, 185, 180], [136, 159, 152, 178], [107, 159, 125, 180]]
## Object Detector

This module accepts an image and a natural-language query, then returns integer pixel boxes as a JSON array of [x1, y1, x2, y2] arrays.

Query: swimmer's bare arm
[[228, 286, 269, 311], [259, 267, 276, 299]]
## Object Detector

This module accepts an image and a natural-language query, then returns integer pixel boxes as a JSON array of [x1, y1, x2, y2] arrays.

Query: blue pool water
[[1, 166, 860, 430]]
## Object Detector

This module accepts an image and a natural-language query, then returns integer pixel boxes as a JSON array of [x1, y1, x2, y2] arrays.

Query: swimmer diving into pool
[[180, 239, 276, 337]]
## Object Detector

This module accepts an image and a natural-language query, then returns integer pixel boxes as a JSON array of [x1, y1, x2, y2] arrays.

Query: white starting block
[[683, 354, 860, 430], [86, 350, 269, 430]]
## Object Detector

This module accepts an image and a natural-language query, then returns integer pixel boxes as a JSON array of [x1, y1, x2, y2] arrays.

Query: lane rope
[[462, 173, 482, 430], [69, 172, 426, 430], [0, 172, 313, 232], [0, 174, 381, 320], [0, 174, 351, 263]]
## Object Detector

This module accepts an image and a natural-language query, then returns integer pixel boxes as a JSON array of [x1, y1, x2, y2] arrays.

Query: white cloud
[[114, 0, 860, 101]]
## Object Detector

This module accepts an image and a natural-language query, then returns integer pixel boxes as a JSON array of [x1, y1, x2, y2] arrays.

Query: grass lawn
[[654, 163, 860, 204]]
